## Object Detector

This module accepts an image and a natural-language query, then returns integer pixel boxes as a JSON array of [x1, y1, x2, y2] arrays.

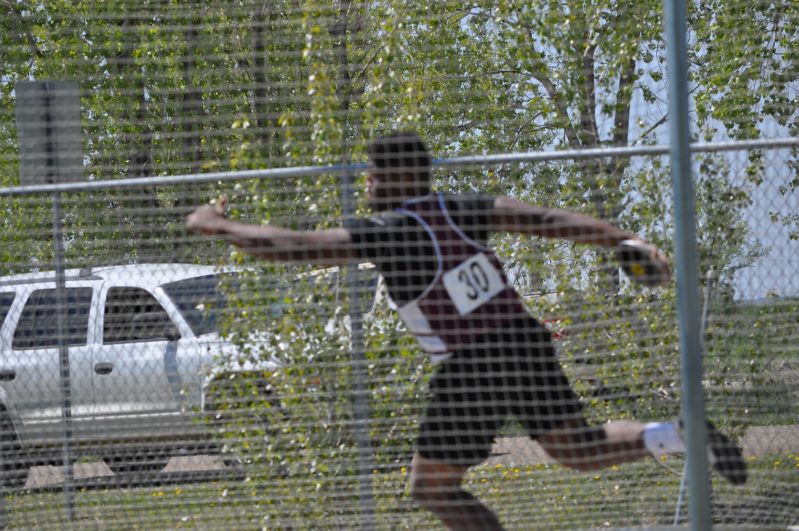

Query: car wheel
[[0, 406, 29, 489]]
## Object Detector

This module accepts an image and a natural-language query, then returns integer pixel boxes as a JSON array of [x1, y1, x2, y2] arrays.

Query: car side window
[[104, 287, 180, 344], [12, 288, 93, 349], [0, 292, 14, 328]]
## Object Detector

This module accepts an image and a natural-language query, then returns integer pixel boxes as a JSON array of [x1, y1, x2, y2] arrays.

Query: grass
[[703, 298, 799, 428], [3, 454, 797, 529]]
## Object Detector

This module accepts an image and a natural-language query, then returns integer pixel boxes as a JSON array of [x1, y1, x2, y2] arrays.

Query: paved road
[[24, 455, 228, 489], [21, 425, 799, 488]]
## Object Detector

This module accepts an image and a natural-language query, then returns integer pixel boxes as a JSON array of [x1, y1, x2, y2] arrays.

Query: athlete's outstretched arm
[[491, 195, 671, 285], [186, 197, 357, 265], [491, 195, 636, 247]]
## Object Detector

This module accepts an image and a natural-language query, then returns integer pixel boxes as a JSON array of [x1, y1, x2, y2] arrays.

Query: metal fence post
[[662, 1, 713, 529], [51, 190, 75, 521], [341, 170, 376, 529], [15, 80, 82, 521]]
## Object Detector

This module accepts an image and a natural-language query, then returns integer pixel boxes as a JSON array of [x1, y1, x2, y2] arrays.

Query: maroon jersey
[[392, 194, 529, 361]]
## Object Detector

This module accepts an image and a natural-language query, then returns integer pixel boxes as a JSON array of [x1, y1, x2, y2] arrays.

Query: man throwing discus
[[187, 132, 745, 531]]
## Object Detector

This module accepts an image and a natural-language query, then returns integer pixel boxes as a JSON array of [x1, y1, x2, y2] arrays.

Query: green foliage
[[2, 0, 795, 269], [557, 290, 681, 422], [704, 297, 799, 429], [207, 266, 351, 458], [204, 265, 426, 484]]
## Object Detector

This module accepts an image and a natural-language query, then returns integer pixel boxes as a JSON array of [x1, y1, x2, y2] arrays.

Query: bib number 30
[[442, 253, 505, 315]]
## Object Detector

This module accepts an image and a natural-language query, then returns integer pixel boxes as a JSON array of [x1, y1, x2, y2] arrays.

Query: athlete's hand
[[187, 196, 228, 235], [616, 238, 671, 287]]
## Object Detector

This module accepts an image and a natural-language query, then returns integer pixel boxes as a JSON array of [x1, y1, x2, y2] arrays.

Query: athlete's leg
[[410, 451, 504, 531], [538, 417, 649, 471], [516, 323, 745, 480], [539, 416, 747, 484], [412, 339, 508, 530], [513, 322, 652, 471]]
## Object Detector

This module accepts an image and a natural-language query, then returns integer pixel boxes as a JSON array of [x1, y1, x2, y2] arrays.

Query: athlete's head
[[366, 132, 432, 210]]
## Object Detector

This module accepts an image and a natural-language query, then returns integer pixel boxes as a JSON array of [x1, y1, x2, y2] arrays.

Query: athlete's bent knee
[[410, 453, 467, 503]]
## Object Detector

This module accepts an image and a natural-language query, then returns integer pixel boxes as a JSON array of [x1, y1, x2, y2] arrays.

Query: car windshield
[[162, 274, 239, 336]]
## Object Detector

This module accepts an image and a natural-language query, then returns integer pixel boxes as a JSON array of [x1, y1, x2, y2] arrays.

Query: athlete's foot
[[679, 418, 747, 485]]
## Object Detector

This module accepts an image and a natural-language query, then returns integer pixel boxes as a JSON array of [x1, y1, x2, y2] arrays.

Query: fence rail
[[2, 137, 797, 196]]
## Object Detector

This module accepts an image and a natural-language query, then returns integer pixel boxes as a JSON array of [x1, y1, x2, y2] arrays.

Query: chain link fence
[[1, 1, 797, 529]]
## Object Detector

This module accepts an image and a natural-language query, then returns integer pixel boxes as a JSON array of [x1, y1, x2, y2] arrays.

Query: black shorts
[[416, 317, 585, 466]]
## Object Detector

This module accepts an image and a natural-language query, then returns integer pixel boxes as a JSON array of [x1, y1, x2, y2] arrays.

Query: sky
[[733, 146, 799, 300]]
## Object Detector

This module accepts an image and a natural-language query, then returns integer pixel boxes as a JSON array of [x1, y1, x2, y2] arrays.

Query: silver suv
[[0, 263, 279, 486]]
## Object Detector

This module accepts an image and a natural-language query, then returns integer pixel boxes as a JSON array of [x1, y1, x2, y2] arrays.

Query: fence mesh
[[1, 1, 798, 529]]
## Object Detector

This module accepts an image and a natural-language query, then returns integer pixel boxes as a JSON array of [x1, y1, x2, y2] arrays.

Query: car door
[[91, 285, 186, 441], [0, 290, 19, 417], [3, 283, 97, 445]]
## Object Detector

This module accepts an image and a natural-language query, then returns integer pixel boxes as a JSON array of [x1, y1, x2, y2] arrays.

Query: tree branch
[[633, 114, 668, 144], [510, 110, 547, 150], [529, 67, 580, 147], [354, 45, 380, 82], [523, 29, 579, 147]]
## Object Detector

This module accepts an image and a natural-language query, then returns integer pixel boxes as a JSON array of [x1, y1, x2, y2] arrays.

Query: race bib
[[442, 253, 505, 315]]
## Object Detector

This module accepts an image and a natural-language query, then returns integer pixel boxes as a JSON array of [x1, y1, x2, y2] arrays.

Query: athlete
[[187, 132, 746, 530]]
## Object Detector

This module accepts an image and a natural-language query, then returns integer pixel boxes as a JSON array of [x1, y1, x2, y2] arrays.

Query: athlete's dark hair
[[367, 132, 432, 194]]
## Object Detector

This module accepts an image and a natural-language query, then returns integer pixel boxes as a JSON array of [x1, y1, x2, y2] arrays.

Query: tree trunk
[[106, 17, 161, 261], [332, 0, 356, 135], [249, 2, 276, 163], [181, 14, 203, 175]]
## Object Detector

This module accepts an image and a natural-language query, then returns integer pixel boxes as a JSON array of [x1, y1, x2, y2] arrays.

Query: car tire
[[0, 406, 29, 490]]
